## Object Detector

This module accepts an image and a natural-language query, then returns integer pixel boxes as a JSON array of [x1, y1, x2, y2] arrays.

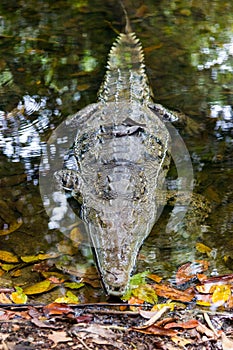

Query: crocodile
[[55, 12, 192, 296]]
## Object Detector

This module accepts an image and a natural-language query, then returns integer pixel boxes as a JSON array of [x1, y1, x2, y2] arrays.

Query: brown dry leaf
[[43, 302, 74, 316], [147, 273, 163, 283], [202, 273, 233, 284], [132, 324, 177, 336], [153, 284, 194, 302], [0, 292, 12, 304], [72, 324, 117, 340], [176, 262, 194, 285], [48, 331, 72, 347], [0, 250, 19, 263], [164, 319, 199, 329], [176, 261, 209, 285], [73, 324, 123, 349], [0, 309, 15, 320], [196, 273, 208, 282], [196, 322, 215, 338], [31, 317, 59, 329], [221, 332, 233, 350], [171, 335, 194, 346], [227, 295, 233, 308]]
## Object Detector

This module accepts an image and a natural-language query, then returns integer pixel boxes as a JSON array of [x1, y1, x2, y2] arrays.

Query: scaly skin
[[56, 28, 173, 295]]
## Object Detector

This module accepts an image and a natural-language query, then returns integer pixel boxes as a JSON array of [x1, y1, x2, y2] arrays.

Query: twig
[[203, 312, 218, 337], [75, 335, 92, 350]]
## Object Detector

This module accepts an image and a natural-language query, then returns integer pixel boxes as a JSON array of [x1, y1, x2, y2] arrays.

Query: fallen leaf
[[221, 332, 233, 350], [147, 274, 163, 283], [11, 269, 22, 277], [10, 287, 27, 304], [132, 324, 177, 336], [0, 250, 19, 263], [41, 271, 67, 280], [23, 280, 53, 295], [1, 263, 18, 272], [151, 302, 186, 312], [171, 335, 194, 346], [196, 243, 212, 256], [164, 319, 199, 329], [132, 284, 158, 304], [176, 261, 209, 285], [64, 281, 84, 289], [212, 285, 231, 307], [227, 295, 233, 308], [0, 293, 12, 304], [43, 302, 73, 316], [48, 330, 72, 347], [0, 309, 15, 320], [0, 219, 22, 236], [21, 252, 60, 263], [153, 284, 194, 302], [196, 322, 216, 338], [201, 273, 233, 284], [54, 291, 79, 304], [31, 317, 59, 329]]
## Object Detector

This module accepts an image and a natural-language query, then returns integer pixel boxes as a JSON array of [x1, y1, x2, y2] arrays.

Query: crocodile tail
[[98, 19, 152, 104]]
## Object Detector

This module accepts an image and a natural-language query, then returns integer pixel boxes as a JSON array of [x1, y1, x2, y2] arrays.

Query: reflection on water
[[0, 0, 232, 301]]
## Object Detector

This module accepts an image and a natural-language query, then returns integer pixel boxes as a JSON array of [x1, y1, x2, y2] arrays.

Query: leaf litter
[[0, 248, 233, 349], [0, 264, 231, 348]]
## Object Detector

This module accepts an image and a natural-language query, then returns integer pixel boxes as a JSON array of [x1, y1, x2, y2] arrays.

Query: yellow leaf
[[212, 285, 231, 307], [11, 287, 27, 304], [151, 302, 186, 312], [21, 252, 60, 263], [0, 250, 19, 263], [64, 282, 84, 289], [54, 291, 79, 304], [0, 219, 22, 236], [196, 243, 212, 256], [23, 280, 52, 295], [20, 255, 39, 263], [196, 300, 211, 307], [132, 284, 158, 304], [1, 263, 17, 272]]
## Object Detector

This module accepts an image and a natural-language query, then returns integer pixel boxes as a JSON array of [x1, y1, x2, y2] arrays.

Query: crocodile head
[[82, 192, 160, 296]]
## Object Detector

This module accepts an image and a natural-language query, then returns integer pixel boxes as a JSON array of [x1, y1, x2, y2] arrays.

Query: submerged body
[[56, 27, 173, 295]]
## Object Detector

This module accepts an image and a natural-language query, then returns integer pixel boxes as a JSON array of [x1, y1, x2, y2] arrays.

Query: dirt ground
[[0, 302, 232, 350]]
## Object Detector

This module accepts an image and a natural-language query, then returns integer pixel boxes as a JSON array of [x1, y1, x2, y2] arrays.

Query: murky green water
[[0, 0, 232, 302]]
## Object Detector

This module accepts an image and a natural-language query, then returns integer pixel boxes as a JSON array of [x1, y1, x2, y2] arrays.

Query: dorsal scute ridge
[[98, 30, 151, 104]]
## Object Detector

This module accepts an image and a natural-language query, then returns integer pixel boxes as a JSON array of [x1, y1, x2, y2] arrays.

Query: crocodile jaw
[[83, 199, 158, 296]]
